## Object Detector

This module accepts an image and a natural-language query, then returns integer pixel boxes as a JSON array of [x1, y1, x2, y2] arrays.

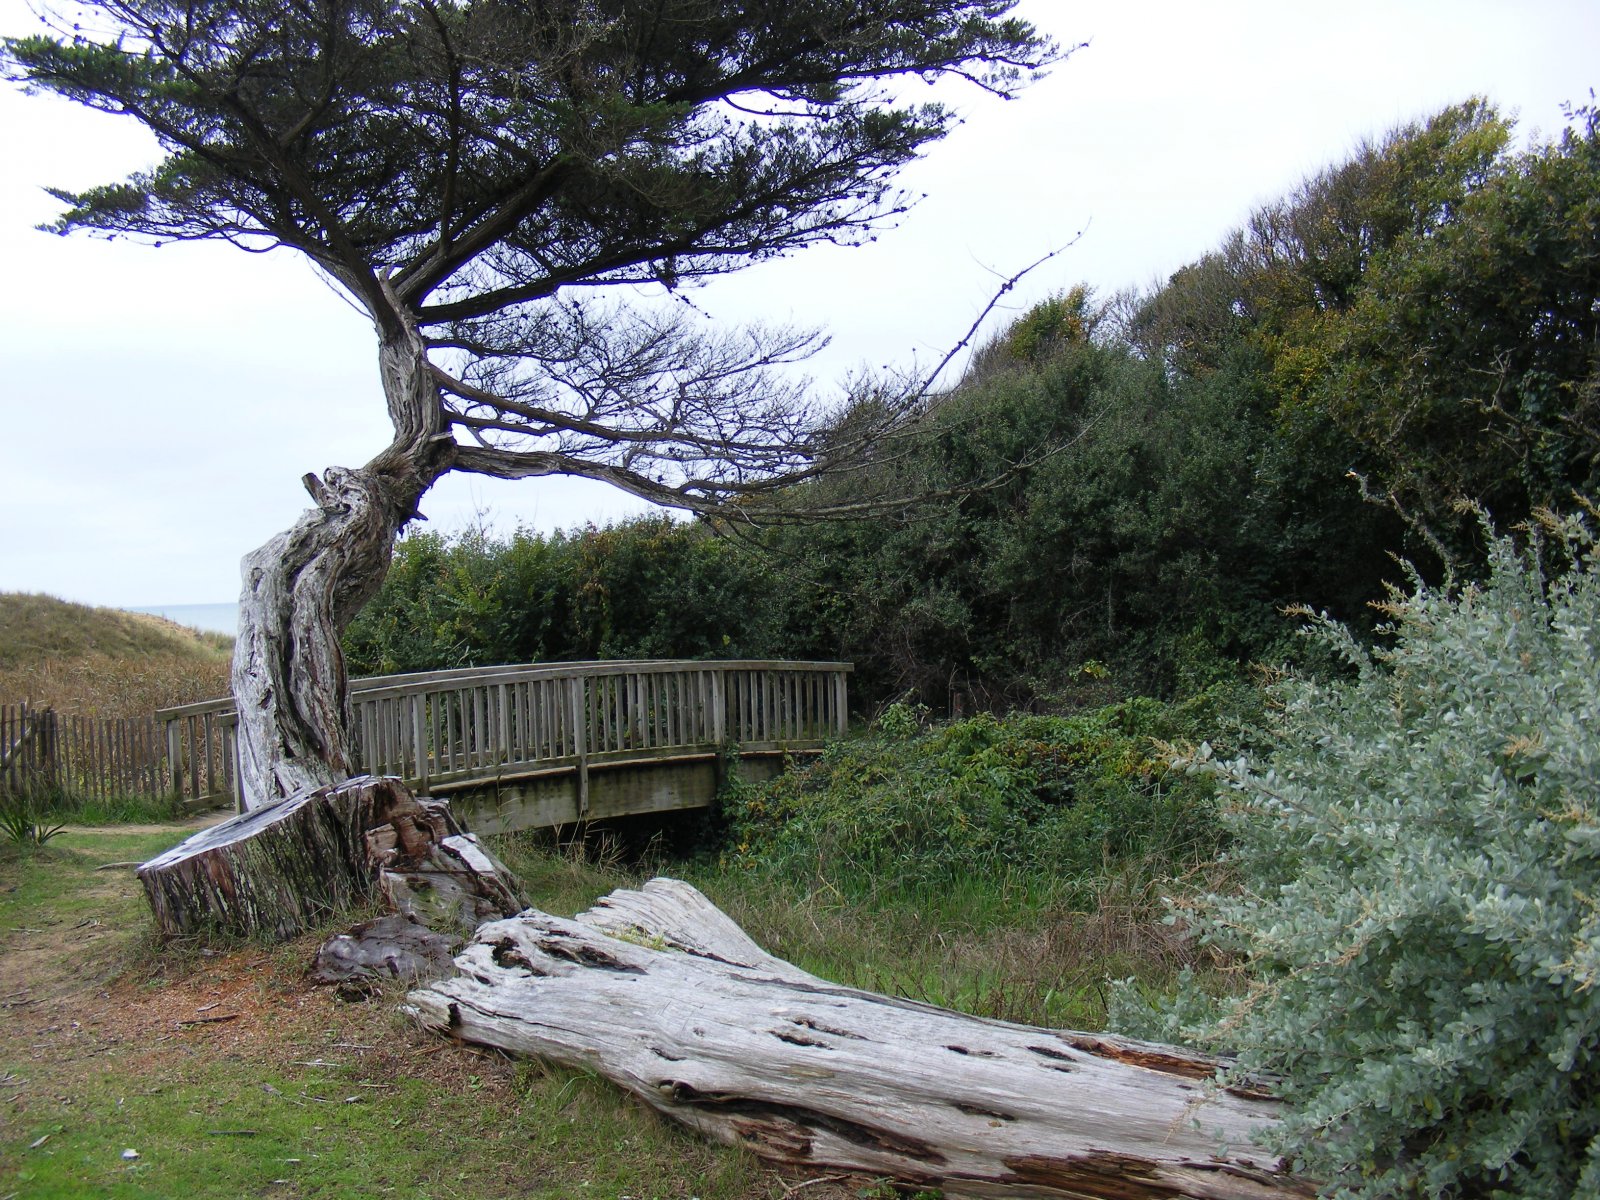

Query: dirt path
[[1, 825, 863, 1200], [66, 812, 232, 837]]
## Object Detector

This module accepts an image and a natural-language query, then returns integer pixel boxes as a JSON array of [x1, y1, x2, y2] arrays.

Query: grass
[[491, 829, 1211, 1034], [42, 793, 185, 825], [2, 818, 1220, 1199], [697, 863, 1211, 1031], [2, 702, 1228, 1197], [0, 824, 848, 1200], [0, 594, 233, 668], [7, 1051, 765, 1200], [0, 592, 232, 718], [2, 789, 183, 842]]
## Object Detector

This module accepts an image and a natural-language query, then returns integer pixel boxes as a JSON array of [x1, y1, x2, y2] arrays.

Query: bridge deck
[[158, 659, 851, 819]]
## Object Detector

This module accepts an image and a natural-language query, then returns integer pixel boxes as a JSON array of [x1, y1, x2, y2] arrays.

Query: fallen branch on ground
[[406, 879, 1314, 1200]]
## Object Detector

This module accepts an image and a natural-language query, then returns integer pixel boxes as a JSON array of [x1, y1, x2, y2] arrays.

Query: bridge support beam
[[440, 754, 787, 837]]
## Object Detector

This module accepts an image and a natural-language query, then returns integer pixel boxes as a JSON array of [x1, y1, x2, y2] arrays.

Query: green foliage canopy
[[1312, 105, 1600, 549], [343, 517, 780, 675], [4, 0, 1059, 511], [347, 98, 1600, 721]]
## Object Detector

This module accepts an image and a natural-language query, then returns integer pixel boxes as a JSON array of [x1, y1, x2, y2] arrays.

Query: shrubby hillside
[[348, 99, 1600, 716]]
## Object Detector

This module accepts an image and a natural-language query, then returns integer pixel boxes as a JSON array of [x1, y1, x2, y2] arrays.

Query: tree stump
[[138, 775, 524, 940], [407, 879, 1313, 1200]]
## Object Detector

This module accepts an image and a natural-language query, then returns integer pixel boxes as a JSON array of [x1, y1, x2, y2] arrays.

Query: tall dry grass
[[489, 831, 1223, 1032], [0, 593, 232, 718]]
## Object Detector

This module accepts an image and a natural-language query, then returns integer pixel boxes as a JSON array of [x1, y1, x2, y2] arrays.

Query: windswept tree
[[4, 1, 1059, 807]]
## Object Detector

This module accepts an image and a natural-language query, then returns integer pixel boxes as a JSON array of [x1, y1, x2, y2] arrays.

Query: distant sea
[[125, 602, 240, 637]]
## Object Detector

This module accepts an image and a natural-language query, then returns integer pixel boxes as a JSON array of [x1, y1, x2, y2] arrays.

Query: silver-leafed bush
[[1115, 510, 1600, 1198]]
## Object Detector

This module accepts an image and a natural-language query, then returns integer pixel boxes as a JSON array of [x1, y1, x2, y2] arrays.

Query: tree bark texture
[[406, 880, 1313, 1200], [233, 310, 449, 809], [138, 775, 523, 940], [309, 913, 464, 998]]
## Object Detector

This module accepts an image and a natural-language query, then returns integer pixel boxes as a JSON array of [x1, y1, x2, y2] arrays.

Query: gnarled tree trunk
[[139, 775, 525, 940], [407, 880, 1314, 1200], [233, 308, 449, 809]]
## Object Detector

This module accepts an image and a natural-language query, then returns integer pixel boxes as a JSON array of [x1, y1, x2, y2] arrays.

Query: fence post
[[43, 709, 60, 795], [164, 716, 183, 801]]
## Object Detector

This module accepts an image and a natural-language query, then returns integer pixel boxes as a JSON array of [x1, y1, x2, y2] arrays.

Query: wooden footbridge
[[158, 660, 851, 832]]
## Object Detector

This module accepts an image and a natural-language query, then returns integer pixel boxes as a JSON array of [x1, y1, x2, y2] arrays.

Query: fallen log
[[138, 775, 524, 940], [406, 879, 1312, 1200]]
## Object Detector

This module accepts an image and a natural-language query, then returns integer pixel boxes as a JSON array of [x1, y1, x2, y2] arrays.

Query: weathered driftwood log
[[138, 775, 523, 939], [407, 879, 1312, 1200]]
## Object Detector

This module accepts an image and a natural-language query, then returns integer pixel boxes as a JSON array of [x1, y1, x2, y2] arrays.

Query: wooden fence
[[1, 702, 171, 806]]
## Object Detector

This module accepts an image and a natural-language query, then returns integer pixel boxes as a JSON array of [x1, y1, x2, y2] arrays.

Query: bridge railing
[[157, 659, 851, 810]]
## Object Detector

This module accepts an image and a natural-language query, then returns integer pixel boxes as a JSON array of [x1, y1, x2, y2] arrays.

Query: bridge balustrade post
[[410, 695, 427, 786], [221, 714, 236, 811], [497, 682, 511, 767], [187, 715, 201, 802], [567, 675, 589, 819], [710, 669, 726, 745]]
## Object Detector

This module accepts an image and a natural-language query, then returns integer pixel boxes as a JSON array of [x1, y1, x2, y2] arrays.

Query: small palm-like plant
[[0, 792, 66, 848]]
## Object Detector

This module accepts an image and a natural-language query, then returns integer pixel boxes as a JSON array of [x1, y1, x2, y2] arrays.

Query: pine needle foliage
[[1128, 513, 1600, 1198]]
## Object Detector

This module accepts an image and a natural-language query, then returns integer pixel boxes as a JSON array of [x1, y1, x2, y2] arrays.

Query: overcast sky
[[2, 0, 1596, 610]]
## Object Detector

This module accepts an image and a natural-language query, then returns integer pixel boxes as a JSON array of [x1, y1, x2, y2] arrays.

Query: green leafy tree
[[343, 516, 785, 675], [770, 310, 1374, 711], [1308, 106, 1600, 557], [4, 0, 1057, 805], [765, 331, 1127, 709]]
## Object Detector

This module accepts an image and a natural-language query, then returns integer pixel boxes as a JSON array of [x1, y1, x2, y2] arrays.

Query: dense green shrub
[[723, 692, 1245, 917], [1116, 515, 1600, 1197], [344, 517, 781, 676], [765, 331, 1342, 709]]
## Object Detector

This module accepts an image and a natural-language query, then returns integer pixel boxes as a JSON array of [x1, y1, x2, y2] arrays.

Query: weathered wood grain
[[162, 660, 852, 810], [407, 880, 1312, 1200], [138, 775, 523, 939]]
